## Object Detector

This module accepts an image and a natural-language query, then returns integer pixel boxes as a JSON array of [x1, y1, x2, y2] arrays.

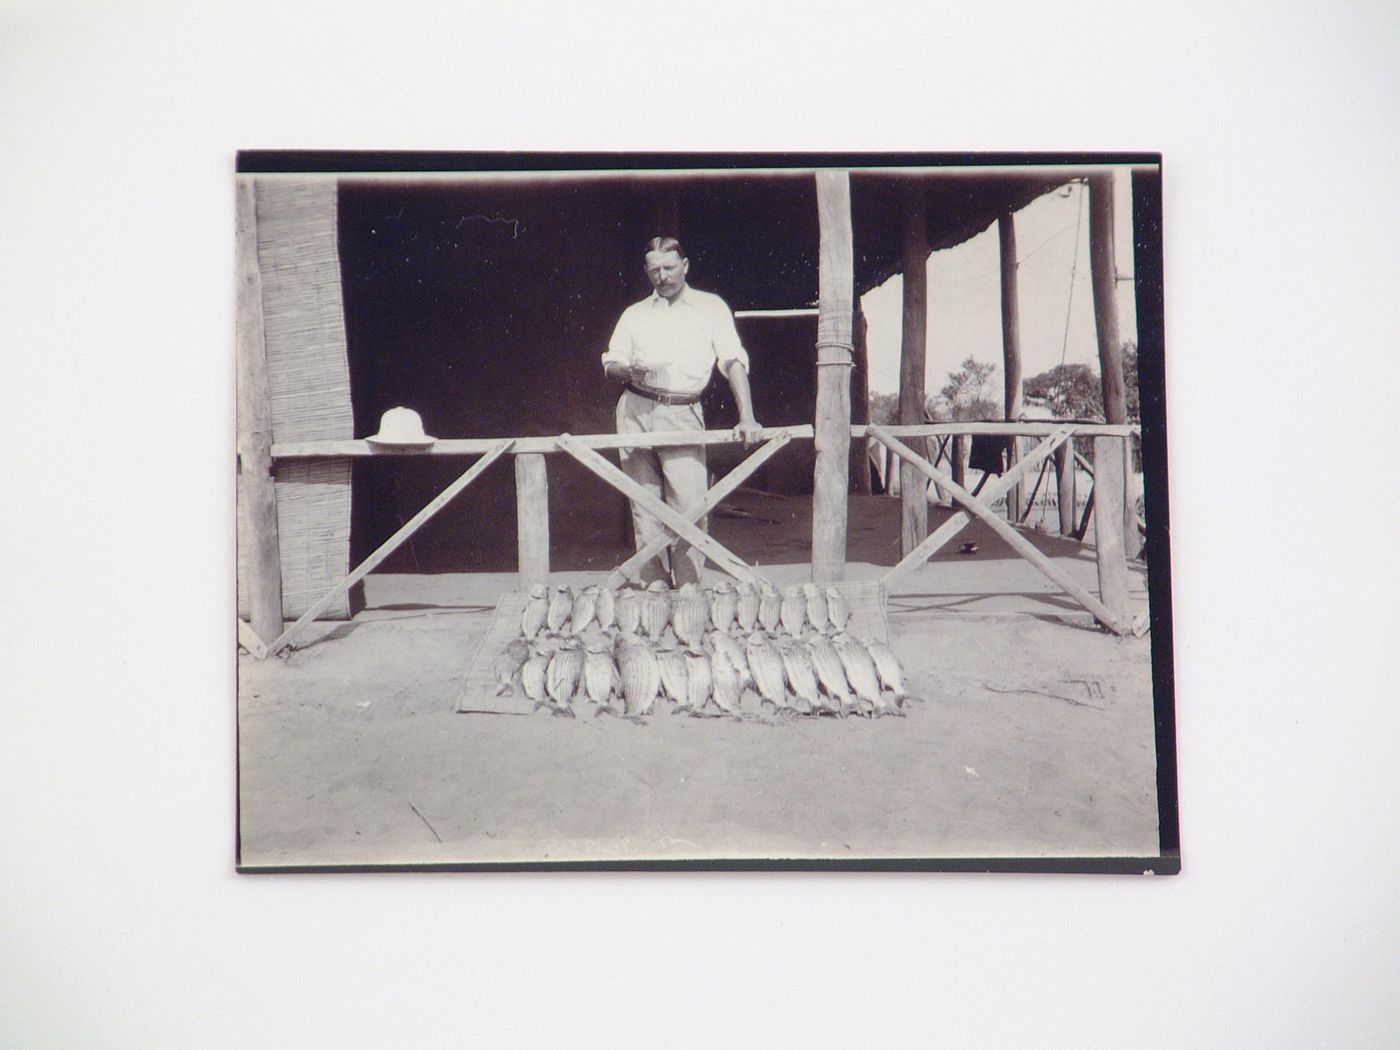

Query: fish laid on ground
[[746, 633, 788, 708], [656, 647, 690, 708], [685, 648, 716, 714], [825, 587, 851, 633], [520, 652, 550, 708], [807, 636, 855, 716], [708, 581, 738, 634], [671, 584, 710, 647], [594, 585, 617, 631], [863, 638, 908, 703], [582, 644, 621, 709], [570, 585, 598, 635], [803, 582, 829, 634], [778, 639, 823, 714], [520, 584, 550, 640], [779, 586, 807, 638], [615, 588, 642, 636], [546, 642, 584, 712], [734, 581, 760, 632], [708, 630, 751, 691], [546, 585, 573, 634], [617, 638, 661, 716], [708, 647, 740, 714], [835, 634, 895, 716], [757, 584, 782, 633], [642, 580, 672, 641], [492, 639, 531, 696]]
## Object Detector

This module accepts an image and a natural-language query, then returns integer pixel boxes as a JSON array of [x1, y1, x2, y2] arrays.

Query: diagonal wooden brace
[[882, 426, 1074, 593], [266, 440, 515, 656], [868, 424, 1126, 634], [607, 432, 791, 587], [556, 433, 763, 586]]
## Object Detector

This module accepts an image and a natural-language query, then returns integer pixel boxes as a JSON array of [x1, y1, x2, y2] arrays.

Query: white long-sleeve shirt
[[602, 286, 750, 396]]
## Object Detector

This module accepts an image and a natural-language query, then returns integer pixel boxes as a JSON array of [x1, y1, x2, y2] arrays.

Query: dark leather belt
[[625, 381, 701, 406]]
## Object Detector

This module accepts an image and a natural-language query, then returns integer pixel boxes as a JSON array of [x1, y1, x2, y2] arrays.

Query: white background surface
[[2, 2, 1397, 1046]]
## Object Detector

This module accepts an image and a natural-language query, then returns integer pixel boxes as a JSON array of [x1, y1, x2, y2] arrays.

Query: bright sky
[[862, 167, 1139, 398]]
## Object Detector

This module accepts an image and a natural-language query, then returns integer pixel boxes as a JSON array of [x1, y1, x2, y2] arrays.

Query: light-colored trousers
[[615, 390, 707, 585]]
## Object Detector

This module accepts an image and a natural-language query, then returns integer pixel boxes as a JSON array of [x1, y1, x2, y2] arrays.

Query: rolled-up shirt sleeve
[[709, 297, 749, 375], [601, 306, 636, 372]]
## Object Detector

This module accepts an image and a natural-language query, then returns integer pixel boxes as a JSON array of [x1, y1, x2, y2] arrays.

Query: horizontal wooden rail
[[869, 421, 1139, 438], [272, 425, 816, 459], [269, 421, 1135, 459]]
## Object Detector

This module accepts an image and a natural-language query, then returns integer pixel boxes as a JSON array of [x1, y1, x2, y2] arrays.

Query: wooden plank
[[999, 211, 1023, 522], [237, 618, 268, 660], [271, 421, 1142, 460], [868, 425, 1127, 633], [456, 593, 536, 715], [608, 432, 791, 587], [1055, 441, 1077, 536], [555, 434, 764, 586], [871, 421, 1139, 438], [515, 453, 549, 590], [235, 177, 284, 646], [1092, 435, 1131, 626], [882, 428, 1073, 594], [1088, 173, 1137, 557], [267, 441, 514, 655], [898, 177, 929, 557], [272, 424, 815, 458], [813, 170, 855, 584]]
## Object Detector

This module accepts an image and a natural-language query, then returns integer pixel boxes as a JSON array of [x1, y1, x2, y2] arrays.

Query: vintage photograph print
[[235, 152, 1178, 873]]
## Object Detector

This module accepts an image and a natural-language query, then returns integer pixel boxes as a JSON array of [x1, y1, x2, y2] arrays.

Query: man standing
[[602, 236, 762, 586]]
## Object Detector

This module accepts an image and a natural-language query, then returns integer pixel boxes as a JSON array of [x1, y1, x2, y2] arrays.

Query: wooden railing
[[244, 420, 1142, 655]]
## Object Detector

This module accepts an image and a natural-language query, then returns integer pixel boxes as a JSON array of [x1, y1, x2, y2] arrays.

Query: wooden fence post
[[1055, 441, 1076, 536], [812, 170, 854, 584], [235, 177, 284, 645], [898, 179, 929, 554], [515, 452, 549, 589], [1088, 172, 1138, 558], [999, 211, 1023, 522], [1092, 435, 1130, 625]]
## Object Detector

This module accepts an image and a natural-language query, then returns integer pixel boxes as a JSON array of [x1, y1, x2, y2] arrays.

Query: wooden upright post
[[235, 177, 284, 645], [850, 299, 872, 495], [515, 453, 550, 589], [998, 211, 1023, 522], [1055, 442, 1077, 536], [1088, 172, 1138, 558], [898, 179, 929, 555], [1092, 435, 1130, 626], [812, 171, 854, 584]]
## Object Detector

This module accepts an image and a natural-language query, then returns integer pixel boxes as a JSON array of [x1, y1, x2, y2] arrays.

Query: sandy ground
[[237, 494, 1161, 868]]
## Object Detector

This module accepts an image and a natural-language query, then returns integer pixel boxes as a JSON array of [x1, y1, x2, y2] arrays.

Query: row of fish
[[493, 627, 909, 720], [520, 580, 857, 645]]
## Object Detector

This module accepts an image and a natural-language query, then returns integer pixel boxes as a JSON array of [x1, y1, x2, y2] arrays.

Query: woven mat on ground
[[456, 579, 889, 715]]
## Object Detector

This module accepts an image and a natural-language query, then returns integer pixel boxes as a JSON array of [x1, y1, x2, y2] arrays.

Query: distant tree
[[1024, 363, 1103, 420], [1122, 342, 1139, 422], [868, 391, 900, 426], [929, 357, 1000, 421]]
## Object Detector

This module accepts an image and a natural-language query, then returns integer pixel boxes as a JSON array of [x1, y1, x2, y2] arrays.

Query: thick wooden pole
[[898, 180, 929, 555], [1088, 172, 1137, 557], [1055, 441, 1077, 536], [235, 177, 284, 645], [515, 453, 550, 590], [998, 211, 1023, 523], [1092, 435, 1130, 625], [812, 171, 854, 584], [849, 299, 872, 495]]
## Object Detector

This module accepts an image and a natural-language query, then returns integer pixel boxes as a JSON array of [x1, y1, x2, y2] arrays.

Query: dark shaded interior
[[338, 169, 1071, 573]]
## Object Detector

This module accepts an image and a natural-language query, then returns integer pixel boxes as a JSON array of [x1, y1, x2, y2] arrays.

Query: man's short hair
[[645, 236, 686, 259]]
